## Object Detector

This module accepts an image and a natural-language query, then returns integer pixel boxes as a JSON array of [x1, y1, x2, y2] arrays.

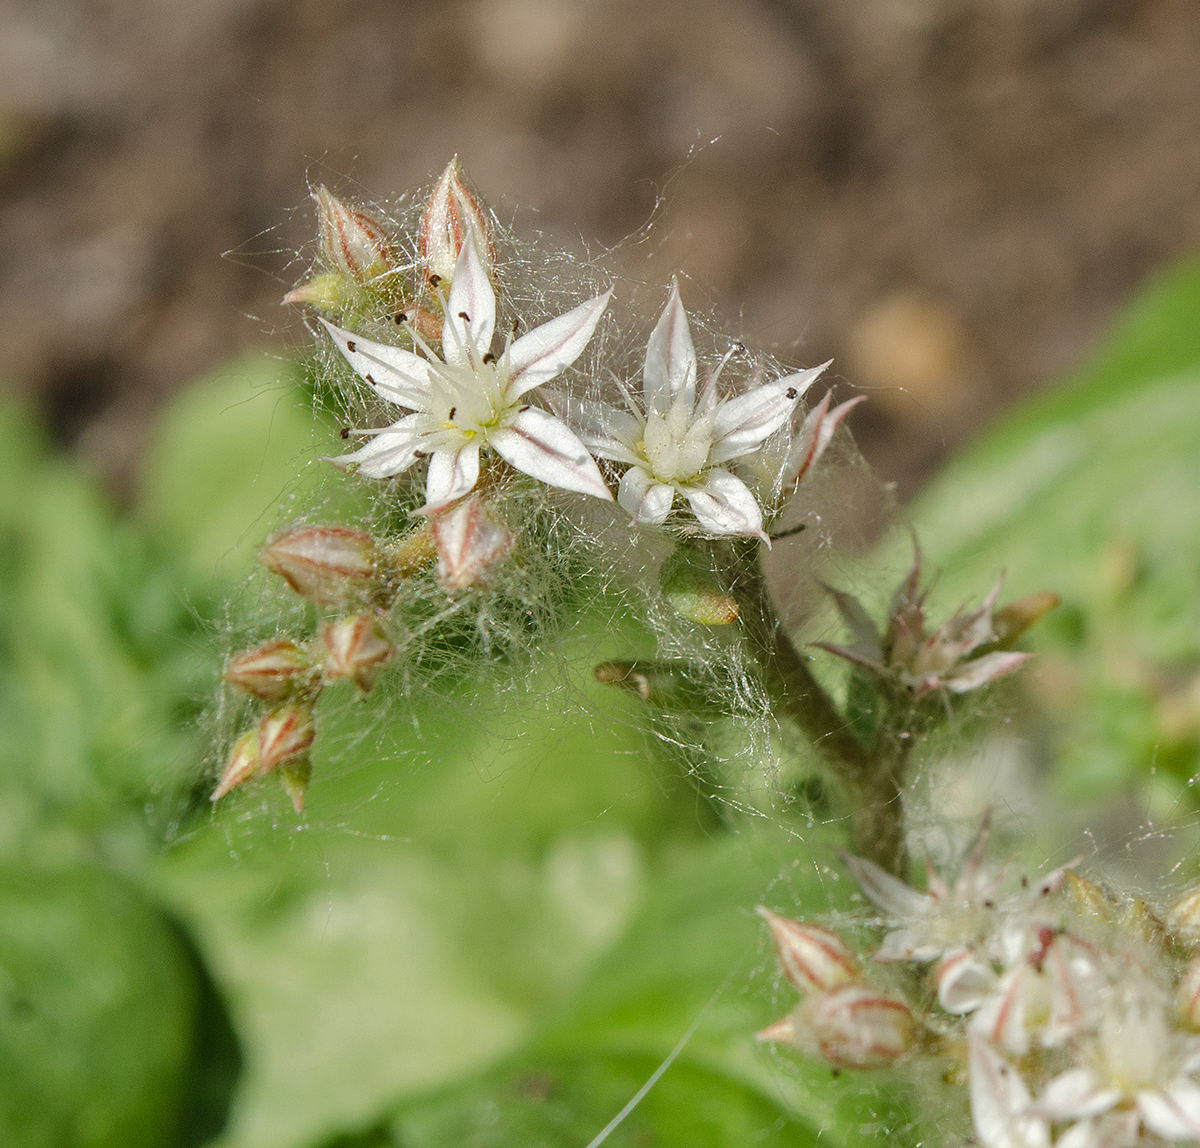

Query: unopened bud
[[260, 525, 379, 606], [791, 985, 916, 1069], [321, 614, 394, 693], [419, 157, 492, 285], [313, 186, 396, 287], [279, 758, 313, 815], [257, 704, 316, 775], [223, 638, 319, 702], [282, 271, 354, 310], [593, 659, 708, 710], [386, 523, 437, 582], [990, 591, 1061, 648], [211, 729, 261, 803], [660, 548, 738, 625], [756, 907, 859, 993], [431, 496, 516, 591], [1063, 870, 1117, 922], [1171, 887, 1200, 939], [1177, 958, 1200, 1030]]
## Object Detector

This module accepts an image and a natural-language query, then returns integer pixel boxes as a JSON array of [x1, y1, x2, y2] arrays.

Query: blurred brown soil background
[[1, 0, 1198, 500]]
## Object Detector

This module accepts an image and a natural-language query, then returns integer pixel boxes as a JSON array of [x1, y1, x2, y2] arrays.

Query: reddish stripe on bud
[[314, 186, 396, 286], [223, 638, 318, 702], [260, 525, 378, 606], [802, 984, 916, 1068], [756, 907, 859, 993], [211, 729, 261, 803], [257, 704, 316, 775], [321, 615, 394, 693]]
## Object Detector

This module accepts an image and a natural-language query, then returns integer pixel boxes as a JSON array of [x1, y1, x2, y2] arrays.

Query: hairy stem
[[732, 553, 910, 876]]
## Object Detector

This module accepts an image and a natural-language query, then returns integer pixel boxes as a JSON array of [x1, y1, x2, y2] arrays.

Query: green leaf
[[0, 865, 200, 1148]]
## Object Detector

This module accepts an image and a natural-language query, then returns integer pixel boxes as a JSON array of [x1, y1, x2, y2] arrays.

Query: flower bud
[[592, 660, 709, 710], [279, 758, 313, 815], [211, 729, 261, 803], [1177, 957, 1200, 1031], [260, 525, 379, 606], [1171, 887, 1200, 939], [321, 614, 394, 693], [419, 157, 492, 285], [756, 907, 859, 993], [385, 521, 437, 580], [223, 638, 319, 702], [257, 704, 316, 775], [989, 591, 1061, 648], [797, 985, 917, 1069], [430, 496, 516, 591], [660, 548, 738, 625], [313, 186, 396, 287]]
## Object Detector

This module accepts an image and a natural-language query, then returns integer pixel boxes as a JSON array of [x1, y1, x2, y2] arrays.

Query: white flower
[[559, 284, 827, 541], [969, 1036, 1051, 1148], [1032, 985, 1200, 1146], [323, 234, 613, 513]]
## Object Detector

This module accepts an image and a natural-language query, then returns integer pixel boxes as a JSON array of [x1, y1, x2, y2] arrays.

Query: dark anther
[[786, 387, 798, 400], [428, 274, 442, 287], [511, 318, 520, 334], [346, 340, 357, 353], [482, 352, 496, 364], [394, 311, 408, 324], [365, 373, 376, 385], [340, 427, 351, 440], [448, 407, 457, 420], [458, 310, 470, 321]]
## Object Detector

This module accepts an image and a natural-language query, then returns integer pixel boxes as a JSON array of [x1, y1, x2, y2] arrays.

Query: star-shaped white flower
[[559, 284, 827, 541], [1031, 986, 1200, 1147], [323, 234, 614, 513]]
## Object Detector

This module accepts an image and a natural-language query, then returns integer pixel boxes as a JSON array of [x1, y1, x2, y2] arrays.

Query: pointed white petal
[[443, 234, 495, 366], [1036, 1069, 1118, 1121], [420, 441, 480, 512], [840, 851, 930, 919], [682, 470, 766, 540], [547, 394, 644, 463], [505, 290, 611, 397], [333, 414, 431, 478], [971, 967, 1031, 1056], [709, 377, 807, 464], [1138, 1081, 1200, 1140], [643, 283, 696, 415], [488, 406, 613, 500], [320, 319, 432, 408], [968, 1036, 1050, 1148], [617, 466, 674, 525], [944, 652, 1032, 693]]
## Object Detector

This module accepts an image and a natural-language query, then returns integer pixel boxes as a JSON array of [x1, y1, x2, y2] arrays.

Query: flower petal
[[617, 466, 674, 525], [547, 393, 643, 464], [643, 283, 696, 415], [1138, 1081, 1200, 1140], [1035, 1068, 1118, 1121], [681, 470, 766, 540], [840, 851, 931, 920], [333, 414, 432, 478], [505, 290, 612, 398], [938, 947, 997, 1014], [442, 234, 495, 366], [944, 651, 1033, 694], [320, 319, 432, 408], [488, 406, 613, 500], [709, 372, 815, 464], [420, 441, 480, 512], [968, 1036, 1050, 1148]]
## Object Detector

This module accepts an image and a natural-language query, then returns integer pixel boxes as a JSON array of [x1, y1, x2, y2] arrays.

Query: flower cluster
[[759, 824, 1200, 1148], [296, 159, 852, 545]]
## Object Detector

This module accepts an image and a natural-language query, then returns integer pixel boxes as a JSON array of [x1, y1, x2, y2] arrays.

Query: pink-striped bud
[[762, 985, 916, 1069], [431, 496, 516, 592], [313, 186, 396, 287], [321, 614, 394, 693], [1177, 957, 1200, 1030], [260, 525, 378, 606], [210, 729, 261, 803], [1171, 887, 1200, 938], [223, 638, 318, 702], [756, 907, 859, 994], [419, 157, 492, 285], [257, 704, 316, 776]]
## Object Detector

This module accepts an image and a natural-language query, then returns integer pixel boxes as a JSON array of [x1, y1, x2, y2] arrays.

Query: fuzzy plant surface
[[2, 164, 1200, 1148]]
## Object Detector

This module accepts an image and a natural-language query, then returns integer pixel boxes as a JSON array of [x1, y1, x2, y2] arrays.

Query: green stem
[[732, 552, 911, 877]]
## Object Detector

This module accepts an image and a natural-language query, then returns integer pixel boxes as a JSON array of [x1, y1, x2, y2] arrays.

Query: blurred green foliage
[[1, 258, 1199, 1146]]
